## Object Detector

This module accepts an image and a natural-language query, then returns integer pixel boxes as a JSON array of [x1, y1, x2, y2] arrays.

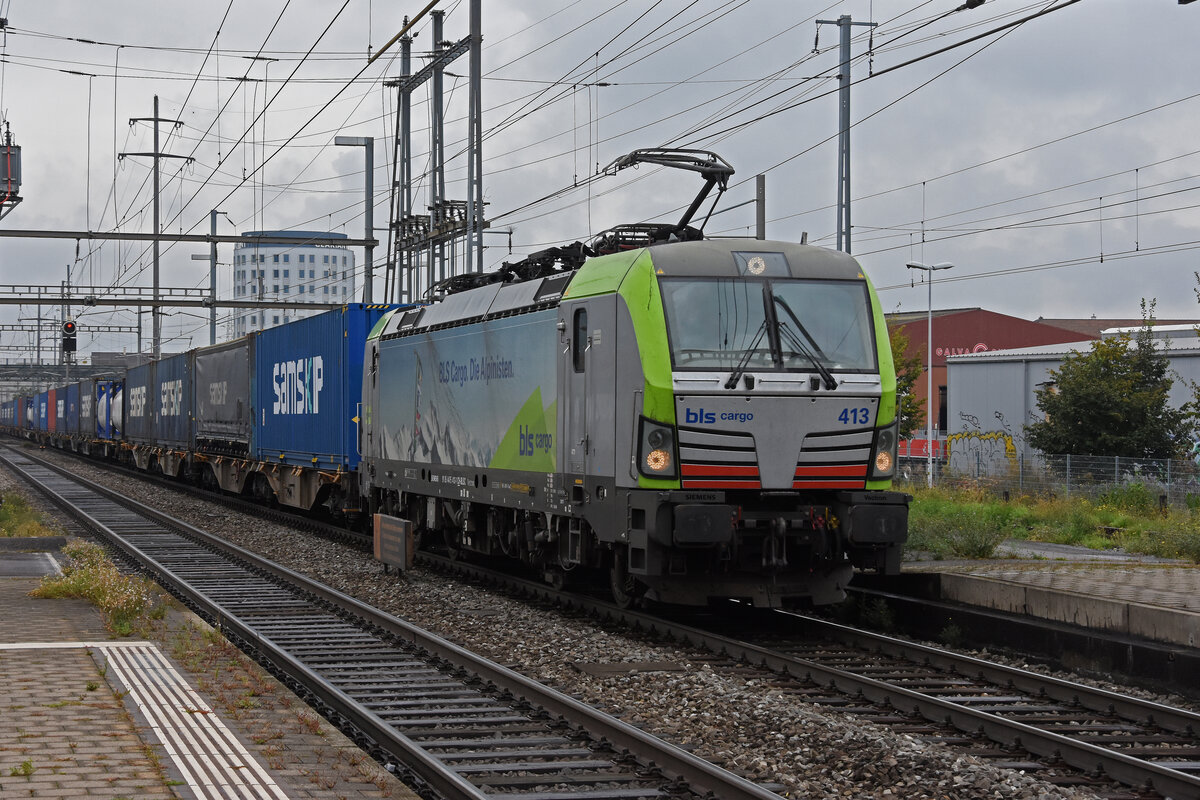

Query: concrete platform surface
[[904, 541, 1200, 648], [0, 550, 419, 799]]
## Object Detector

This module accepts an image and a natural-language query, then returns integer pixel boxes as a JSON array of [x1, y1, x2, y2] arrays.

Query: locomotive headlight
[[638, 417, 678, 479], [646, 448, 672, 472], [869, 421, 899, 480]]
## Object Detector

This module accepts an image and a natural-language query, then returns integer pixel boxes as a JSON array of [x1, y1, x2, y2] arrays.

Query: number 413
[[838, 407, 870, 425]]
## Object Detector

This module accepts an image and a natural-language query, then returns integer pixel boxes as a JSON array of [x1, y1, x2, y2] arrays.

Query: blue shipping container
[[36, 391, 48, 431], [125, 363, 155, 444], [66, 383, 80, 435], [154, 352, 191, 447], [253, 304, 394, 470], [78, 379, 96, 438]]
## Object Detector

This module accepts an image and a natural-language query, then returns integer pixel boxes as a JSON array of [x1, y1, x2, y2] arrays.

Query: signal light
[[62, 320, 77, 353]]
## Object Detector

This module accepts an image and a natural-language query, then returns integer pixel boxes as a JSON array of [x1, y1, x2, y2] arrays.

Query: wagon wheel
[[443, 527, 463, 561]]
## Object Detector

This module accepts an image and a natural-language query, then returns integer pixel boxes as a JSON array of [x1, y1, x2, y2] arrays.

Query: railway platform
[[0, 537, 419, 800], [900, 541, 1200, 649]]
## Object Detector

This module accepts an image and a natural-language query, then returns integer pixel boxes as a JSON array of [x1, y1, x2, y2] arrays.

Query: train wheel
[[443, 528, 463, 561], [608, 547, 645, 609]]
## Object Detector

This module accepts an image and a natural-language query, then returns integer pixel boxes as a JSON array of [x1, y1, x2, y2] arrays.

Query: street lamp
[[906, 261, 954, 488]]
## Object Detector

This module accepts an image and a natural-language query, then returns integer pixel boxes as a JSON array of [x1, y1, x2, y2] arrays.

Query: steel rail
[[418, 553, 1200, 800], [779, 612, 1200, 736], [2, 446, 783, 800], [23, 442, 1198, 797]]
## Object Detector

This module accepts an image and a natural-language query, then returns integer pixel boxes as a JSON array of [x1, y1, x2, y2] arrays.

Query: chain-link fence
[[900, 449, 1200, 508]]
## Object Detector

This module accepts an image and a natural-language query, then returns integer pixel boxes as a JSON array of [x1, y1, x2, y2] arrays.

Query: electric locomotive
[[360, 150, 908, 608]]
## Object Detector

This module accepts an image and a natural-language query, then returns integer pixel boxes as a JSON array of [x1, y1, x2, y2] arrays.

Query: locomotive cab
[[564, 239, 909, 607]]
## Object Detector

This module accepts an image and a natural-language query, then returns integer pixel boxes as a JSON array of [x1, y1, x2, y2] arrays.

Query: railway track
[[1, 445, 782, 800], [415, 555, 1200, 800], [15, 442, 1200, 798]]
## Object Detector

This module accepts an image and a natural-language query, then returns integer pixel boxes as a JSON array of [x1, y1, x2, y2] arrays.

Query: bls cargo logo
[[129, 386, 147, 418], [518, 425, 553, 456], [684, 407, 754, 425], [273, 356, 325, 415], [160, 379, 183, 417]]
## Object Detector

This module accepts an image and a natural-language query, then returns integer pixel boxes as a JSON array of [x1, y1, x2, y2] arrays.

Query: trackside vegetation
[[904, 482, 1200, 563], [31, 540, 161, 636], [0, 492, 54, 537]]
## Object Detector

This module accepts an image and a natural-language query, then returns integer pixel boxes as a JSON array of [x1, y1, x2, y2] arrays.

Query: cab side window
[[572, 309, 587, 373]]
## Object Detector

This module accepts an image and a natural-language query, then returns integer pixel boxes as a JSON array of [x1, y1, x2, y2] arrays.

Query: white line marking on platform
[[3, 641, 290, 799]]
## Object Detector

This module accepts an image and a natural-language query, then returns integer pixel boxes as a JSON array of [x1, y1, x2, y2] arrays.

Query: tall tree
[[1025, 318, 1188, 458], [888, 325, 924, 440]]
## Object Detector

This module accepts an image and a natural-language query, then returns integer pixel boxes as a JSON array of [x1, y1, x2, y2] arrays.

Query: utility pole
[[384, 1, 481, 301], [120, 95, 193, 358], [816, 15, 876, 254], [755, 174, 766, 240], [431, 10, 446, 287], [334, 136, 375, 303], [467, 0, 483, 273], [210, 210, 218, 344]]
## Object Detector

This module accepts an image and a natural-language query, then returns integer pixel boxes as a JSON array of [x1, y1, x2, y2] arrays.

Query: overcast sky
[[1, 0, 1198, 355]]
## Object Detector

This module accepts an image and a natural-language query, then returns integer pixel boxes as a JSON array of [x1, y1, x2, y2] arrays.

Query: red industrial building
[[887, 309, 1090, 457], [886, 309, 1200, 457]]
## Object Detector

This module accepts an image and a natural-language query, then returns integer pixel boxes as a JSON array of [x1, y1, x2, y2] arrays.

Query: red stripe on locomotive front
[[681, 464, 760, 477], [793, 464, 868, 477]]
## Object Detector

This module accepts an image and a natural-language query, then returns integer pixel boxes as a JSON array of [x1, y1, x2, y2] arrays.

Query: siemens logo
[[273, 356, 324, 415], [684, 407, 754, 425]]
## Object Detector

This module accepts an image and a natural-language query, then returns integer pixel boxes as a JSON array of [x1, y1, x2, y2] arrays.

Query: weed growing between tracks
[[904, 483, 1200, 562]]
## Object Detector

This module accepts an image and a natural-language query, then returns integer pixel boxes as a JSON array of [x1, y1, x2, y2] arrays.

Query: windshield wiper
[[772, 294, 838, 390], [724, 319, 769, 390]]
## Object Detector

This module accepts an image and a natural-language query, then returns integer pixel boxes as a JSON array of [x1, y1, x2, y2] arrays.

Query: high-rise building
[[231, 230, 356, 338]]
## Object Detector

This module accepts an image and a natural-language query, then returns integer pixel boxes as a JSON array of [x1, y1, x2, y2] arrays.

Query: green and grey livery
[[361, 239, 908, 608]]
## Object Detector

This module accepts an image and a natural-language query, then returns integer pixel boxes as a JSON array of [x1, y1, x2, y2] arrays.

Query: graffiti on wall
[[947, 421, 1018, 476]]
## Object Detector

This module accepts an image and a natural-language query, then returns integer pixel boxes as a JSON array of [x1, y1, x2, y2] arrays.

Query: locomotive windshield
[[660, 277, 877, 373]]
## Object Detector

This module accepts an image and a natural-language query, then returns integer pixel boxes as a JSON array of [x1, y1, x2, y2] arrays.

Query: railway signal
[[61, 319, 77, 353]]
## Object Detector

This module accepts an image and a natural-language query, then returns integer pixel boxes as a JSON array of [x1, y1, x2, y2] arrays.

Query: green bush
[[1098, 482, 1157, 514], [907, 491, 1014, 558], [907, 484, 1200, 563]]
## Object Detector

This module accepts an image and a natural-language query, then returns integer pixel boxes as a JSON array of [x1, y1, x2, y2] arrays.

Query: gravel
[[7, 445, 1115, 800]]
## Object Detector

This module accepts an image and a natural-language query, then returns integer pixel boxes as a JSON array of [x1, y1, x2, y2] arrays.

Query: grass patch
[[906, 483, 1200, 562], [30, 540, 158, 635], [0, 493, 58, 538]]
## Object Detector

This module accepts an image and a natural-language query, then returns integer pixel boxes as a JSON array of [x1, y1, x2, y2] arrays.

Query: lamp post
[[906, 261, 954, 488]]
